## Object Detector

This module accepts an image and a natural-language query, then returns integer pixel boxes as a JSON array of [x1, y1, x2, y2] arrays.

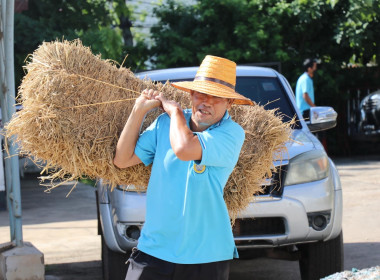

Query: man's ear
[[189, 91, 194, 104], [227, 99, 234, 109]]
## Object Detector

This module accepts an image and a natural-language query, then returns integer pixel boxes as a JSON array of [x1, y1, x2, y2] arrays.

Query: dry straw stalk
[[6, 40, 292, 220]]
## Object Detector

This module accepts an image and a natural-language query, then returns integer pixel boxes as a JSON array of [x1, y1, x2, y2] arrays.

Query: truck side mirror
[[305, 106, 338, 132]]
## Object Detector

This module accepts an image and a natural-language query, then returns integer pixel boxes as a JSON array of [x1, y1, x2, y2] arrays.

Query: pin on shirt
[[193, 163, 206, 174]]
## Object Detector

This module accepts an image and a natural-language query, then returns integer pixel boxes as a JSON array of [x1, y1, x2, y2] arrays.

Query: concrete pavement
[[0, 156, 380, 279], [0, 174, 101, 279]]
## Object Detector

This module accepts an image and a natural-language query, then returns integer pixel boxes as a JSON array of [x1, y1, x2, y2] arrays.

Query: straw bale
[[6, 40, 292, 219]]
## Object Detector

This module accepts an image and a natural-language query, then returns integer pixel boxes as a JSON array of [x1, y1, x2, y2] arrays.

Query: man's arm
[[113, 89, 161, 169], [155, 93, 202, 162], [303, 92, 316, 107]]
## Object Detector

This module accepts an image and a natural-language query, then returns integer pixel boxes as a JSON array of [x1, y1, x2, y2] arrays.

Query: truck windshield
[[236, 76, 296, 124], [160, 76, 298, 126]]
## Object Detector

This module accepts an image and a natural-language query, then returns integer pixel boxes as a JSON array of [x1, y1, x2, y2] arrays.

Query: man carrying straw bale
[[114, 55, 254, 280]]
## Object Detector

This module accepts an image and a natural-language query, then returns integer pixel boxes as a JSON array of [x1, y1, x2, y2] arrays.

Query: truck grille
[[259, 164, 287, 197], [233, 217, 286, 236]]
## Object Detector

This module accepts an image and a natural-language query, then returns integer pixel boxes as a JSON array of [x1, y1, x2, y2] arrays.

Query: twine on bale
[[61, 97, 138, 109], [5, 39, 293, 221]]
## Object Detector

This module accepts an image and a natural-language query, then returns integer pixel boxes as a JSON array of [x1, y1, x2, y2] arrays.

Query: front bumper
[[99, 160, 342, 252], [235, 163, 342, 249], [98, 184, 146, 253]]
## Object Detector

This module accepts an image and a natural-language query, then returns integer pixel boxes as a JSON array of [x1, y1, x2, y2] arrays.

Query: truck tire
[[299, 231, 344, 280], [101, 234, 129, 280]]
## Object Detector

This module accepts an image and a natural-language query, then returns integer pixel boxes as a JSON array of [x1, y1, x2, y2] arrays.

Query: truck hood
[[276, 130, 317, 162]]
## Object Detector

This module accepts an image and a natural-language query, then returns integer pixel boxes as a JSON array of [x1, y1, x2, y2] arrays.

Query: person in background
[[295, 58, 318, 119], [114, 55, 254, 280]]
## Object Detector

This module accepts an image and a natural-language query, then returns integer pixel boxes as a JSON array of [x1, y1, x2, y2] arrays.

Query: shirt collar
[[209, 110, 230, 129]]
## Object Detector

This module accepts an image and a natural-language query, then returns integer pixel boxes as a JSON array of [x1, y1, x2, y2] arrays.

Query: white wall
[[127, 0, 196, 47]]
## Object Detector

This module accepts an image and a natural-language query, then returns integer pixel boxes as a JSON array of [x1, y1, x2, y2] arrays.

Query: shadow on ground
[[45, 260, 102, 280], [344, 242, 380, 269], [44, 242, 380, 280]]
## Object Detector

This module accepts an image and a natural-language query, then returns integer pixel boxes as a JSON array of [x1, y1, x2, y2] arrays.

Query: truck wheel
[[299, 231, 344, 280], [101, 234, 129, 280]]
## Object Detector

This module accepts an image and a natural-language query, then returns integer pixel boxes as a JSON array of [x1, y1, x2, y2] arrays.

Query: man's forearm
[[303, 92, 316, 107], [113, 105, 147, 168], [169, 108, 192, 148], [169, 108, 202, 161]]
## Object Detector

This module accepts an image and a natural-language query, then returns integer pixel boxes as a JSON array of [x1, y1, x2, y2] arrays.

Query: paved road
[[0, 157, 379, 279]]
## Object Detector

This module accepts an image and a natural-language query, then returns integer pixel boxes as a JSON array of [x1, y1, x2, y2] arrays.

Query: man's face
[[308, 62, 318, 77], [190, 91, 233, 132]]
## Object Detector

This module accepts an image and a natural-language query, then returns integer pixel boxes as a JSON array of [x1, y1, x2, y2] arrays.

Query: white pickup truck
[[96, 66, 343, 280]]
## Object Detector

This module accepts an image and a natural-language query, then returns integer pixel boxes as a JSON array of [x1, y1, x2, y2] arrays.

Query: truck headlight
[[284, 150, 329, 186]]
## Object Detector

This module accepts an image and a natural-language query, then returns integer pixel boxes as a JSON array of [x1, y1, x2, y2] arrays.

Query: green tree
[[335, 0, 380, 65], [14, 0, 148, 86], [148, 0, 380, 83], [149, 1, 342, 66]]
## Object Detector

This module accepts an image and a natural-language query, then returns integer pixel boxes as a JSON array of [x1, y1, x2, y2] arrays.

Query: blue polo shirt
[[134, 109, 245, 264], [296, 72, 314, 113]]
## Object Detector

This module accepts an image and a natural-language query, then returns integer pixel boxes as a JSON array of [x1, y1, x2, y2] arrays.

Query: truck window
[[236, 77, 297, 124], [160, 76, 298, 126]]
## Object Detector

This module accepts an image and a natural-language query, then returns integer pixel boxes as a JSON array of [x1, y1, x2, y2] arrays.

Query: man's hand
[[135, 89, 162, 113], [154, 92, 202, 161], [113, 89, 161, 169], [155, 93, 182, 117]]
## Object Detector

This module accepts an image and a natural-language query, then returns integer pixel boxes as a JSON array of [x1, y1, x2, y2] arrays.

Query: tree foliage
[[336, 0, 380, 65], [149, 0, 380, 88], [14, 0, 148, 86], [150, 1, 335, 65]]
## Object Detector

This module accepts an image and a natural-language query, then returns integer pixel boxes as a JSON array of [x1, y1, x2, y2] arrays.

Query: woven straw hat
[[171, 55, 254, 105]]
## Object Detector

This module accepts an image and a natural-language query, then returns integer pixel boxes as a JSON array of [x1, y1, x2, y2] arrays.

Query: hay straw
[[5, 40, 293, 220]]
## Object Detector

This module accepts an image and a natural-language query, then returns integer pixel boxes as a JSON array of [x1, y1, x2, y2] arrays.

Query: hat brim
[[171, 80, 254, 105]]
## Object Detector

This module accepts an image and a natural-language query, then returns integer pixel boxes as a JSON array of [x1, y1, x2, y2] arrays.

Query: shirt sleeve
[[306, 78, 314, 102], [300, 76, 313, 97], [300, 77, 308, 95], [194, 121, 245, 168], [134, 116, 159, 166]]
